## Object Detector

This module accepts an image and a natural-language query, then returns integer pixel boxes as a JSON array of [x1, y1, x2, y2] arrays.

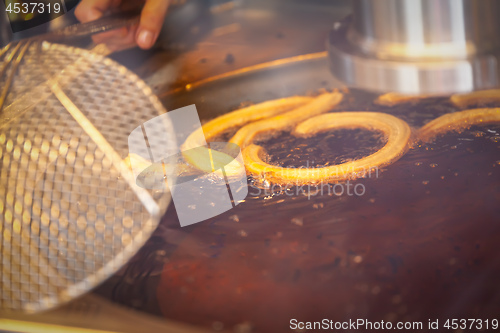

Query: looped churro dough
[[182, 96, 314, 151], [181, 96, 314, 177], [418, 108, 500, 142], [230, 92, 344, 148], [180, 88, 499, 186], [374, 92, 435, 106], [242, 112, 411, 185], [450, 90, 500, 108]]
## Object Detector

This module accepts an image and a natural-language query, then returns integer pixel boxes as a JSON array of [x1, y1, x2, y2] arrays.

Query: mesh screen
[[0, 42, 174, 313]]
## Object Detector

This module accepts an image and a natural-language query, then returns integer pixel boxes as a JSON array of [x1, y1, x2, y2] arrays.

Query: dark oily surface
[[96, 57, 500, 333], [95, 2, 499, 332]]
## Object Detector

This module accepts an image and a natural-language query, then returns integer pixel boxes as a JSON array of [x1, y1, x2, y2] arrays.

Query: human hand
[[75, 0, 170, 51]]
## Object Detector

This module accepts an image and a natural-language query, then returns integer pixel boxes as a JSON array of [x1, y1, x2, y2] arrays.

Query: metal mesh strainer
[[0, 42, 175, 313]]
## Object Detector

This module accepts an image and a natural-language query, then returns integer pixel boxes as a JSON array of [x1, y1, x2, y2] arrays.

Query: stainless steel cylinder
[[328, 0, 500, 94]]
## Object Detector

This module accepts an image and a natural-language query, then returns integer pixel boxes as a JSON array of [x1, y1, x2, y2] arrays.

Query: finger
[[136, 0, 170, 49], [108, 24, 139, 51], [74, 0, 120, 23]]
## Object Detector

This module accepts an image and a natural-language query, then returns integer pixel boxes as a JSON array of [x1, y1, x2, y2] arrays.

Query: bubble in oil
[[291, 217, 303, 226], [471, 130, 485, 137], [353, 255, 363, 264], [312, 202, 324, 209]]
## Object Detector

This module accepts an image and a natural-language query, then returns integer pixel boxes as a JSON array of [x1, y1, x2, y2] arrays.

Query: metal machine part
[[328, 0, 500, 95]]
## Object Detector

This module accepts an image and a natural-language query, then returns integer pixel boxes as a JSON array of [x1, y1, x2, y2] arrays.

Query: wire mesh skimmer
[[0, 41, 176, 313]]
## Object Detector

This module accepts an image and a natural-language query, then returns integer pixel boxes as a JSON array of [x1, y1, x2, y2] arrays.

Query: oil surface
[[97, 93, 500, 333]]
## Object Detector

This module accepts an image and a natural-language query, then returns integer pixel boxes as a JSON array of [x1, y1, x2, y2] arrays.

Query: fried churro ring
[[180, 85, 499, 186], [181, 96, 313, 177], [450, 89, 500, 108], [418, 108, 500, 142], [242, 112, 411, 185], [230, 91, 344, 147], [182, 96, 313, 151]]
